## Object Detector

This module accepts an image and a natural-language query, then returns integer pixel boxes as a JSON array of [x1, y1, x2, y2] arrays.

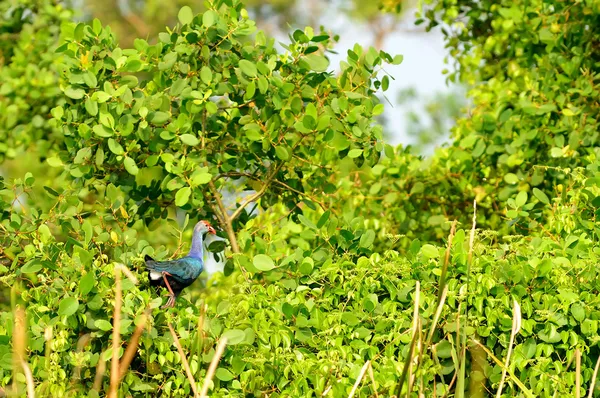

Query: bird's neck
[[188, 231, 204, 259]]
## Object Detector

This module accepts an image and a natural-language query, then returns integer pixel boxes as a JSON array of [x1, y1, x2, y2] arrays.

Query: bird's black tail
[[144, 254, 155, 263]]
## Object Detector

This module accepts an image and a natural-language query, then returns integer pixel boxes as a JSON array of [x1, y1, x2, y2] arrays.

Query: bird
[[144, 220, 216, 308]]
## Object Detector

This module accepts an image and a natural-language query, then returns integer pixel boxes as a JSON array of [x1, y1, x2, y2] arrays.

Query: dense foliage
[[1, 0, 600, 397]]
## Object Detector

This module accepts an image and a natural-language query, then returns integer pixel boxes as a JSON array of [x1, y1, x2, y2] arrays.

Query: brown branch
[[168, 322, 199, 397], [230, 162, 283, 222], [119, 308, 151, 380]]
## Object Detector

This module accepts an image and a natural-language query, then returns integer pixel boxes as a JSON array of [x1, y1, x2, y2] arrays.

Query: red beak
[[204, 222, 216, 235]]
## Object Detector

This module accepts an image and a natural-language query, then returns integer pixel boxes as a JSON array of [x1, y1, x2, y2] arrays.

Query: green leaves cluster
[[49, 0, 397, 233]]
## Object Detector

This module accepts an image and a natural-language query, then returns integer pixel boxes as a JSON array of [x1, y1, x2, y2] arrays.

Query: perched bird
[[144, 220, 216, 308]]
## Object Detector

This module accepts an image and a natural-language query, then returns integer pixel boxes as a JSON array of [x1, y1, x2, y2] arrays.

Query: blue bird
[[145, 220, 216, 308]]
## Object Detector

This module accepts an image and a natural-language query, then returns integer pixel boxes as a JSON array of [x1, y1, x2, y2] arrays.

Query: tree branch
[[230, 162, 283, 222]]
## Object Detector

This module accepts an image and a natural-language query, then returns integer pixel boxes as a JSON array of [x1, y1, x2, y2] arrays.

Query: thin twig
[[472, 340, 535, 398], [438, 220, 457, 305], [199, 337, 228, 397], [395, 281, 420, 397], [108, 265, 122, 398], [576, 348, 581, 398], [587, 354, 600, 398], [119, 308, 151, 380], [367, 362, 379, 398], [21, 361, 35, 398], [348, 361, 370, 398], [496, 300, 522, 398], [168, 322, 199, 396], [92, 357, 106, 392], [230, 163, 282, 221]]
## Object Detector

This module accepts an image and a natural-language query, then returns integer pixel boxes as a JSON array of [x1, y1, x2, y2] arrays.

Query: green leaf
[[95, 320, 112, 331], [298, 214, 317, 230], [515, 191, 528, 208], [239, 60, 257, 77], [58, 297, 79, 317], [359, 229, 375, 248], [175, 187, 191, 207], [83, 71, 97, 88], [65, 86, 86, 99], [504, 173, 519, 185], [46, 157, 63, 167], [381, 75, 390, 91], [80, 272, 95, 295], [317, 210, 330, 228], [304, 54, 329, 72], [149, 111, 170, 125], [180, 134, 200, 146], [421, 244, 439, 259], [215, 368, 234, 381], [202, 10, 217, 27], [178, 6, 194, 25], [21, 260, 42, 274], [275, 146, 290, 160], [571, 303, 585, 322], [533, 188, 550, 205], [85, 99, 98, 116], [348, 149, 363, 158], [222, 329, 245, 345], [373, 103, 385, 115], [200, 66, 212, 85], [123, 157, 139, 175], [253, 254, 275, 271], [192, 172, 212, 185], [108, 138, 124, 155]]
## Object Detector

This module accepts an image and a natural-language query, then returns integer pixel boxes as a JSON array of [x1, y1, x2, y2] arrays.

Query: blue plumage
[[145, 220, 216, 308]]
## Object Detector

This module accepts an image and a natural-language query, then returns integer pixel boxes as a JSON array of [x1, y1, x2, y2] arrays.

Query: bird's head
[[194, 220, 216, 235]]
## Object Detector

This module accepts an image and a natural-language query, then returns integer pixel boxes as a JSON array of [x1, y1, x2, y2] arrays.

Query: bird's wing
[[145, 256, 202, 281]]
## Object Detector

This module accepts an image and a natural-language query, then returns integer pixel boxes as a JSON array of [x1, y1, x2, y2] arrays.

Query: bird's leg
[[162, 272, 176, 308]]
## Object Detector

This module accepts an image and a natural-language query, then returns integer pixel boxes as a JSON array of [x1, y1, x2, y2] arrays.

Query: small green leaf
[[215, 368, 234, 381], [175, 187, 191, 207], [108, 139, 124, 155], [239, 60, 257, 77], [21, 260, 42, 274], [275, 146, 290, 160], [200, 66, 212, 85], [83, 71, 98, 88], [571, 303, 586, 322], [80, 272, 95, 295], [222, 329, 245, 345], [47, 157, 63, 167], [178, 6, 194, 25], [317, 210, 330, 228], [381, 75, 389, 91], [304, 54, 329, 72], [202, 10, 217, 27], [180, 134, 199, 146], [65, 86, 86, 99], [149, 111, 170, 125], [253, 254, 275, 271], [504, 173, 519, 185], [192, 172, 212, 185], [123, 157, 139, 175], [85, 99, 98, 116], [58, 297, 79, 316], [95, 319, 113, 331], [348, 149, 363, 158], [533, 188, 550, 205], [421, 244, 439, 259], [359, 229, 375, 248], [373, 103, 384, 115], [515, 190, 528, 208]]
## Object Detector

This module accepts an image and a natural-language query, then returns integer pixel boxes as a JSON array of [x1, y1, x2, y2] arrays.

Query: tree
[[51, 1, 400, 257]]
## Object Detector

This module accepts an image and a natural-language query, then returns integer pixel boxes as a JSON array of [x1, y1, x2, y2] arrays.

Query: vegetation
[[1, 0, 600, 397]]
